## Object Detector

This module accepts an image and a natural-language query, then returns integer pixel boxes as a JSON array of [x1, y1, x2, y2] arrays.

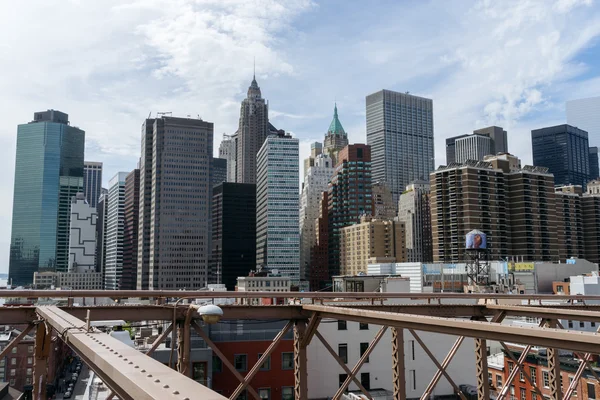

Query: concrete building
[[366, 90, 434, 204], [567, 96, 600, 146], [122, 169, 140, 290], [583, 180, 600, 264], [68, 193, 97, 273], [33, 270, 103, 290], [310, 192, 330, 291], [83, 161, 103, 208], [371, 181, 396, 219], [256, 132, 300, 282], [105, 172, 127, 290], [211, 183, 256, 290], [9, 110, 85, 285], [219, 134, 237, 183], [95, 188, 108, 275], [473, 126, 508, 153], [327, 144, 373, 281], [397, 180, 432, 263], [212, 158, 227, 188], [532, 124, 590, 189], [303, 142, 323, 179], [446, 126, 508, 165], [236, 273, 292, 293], [300, 153, 334, 282], [236, 75, 270, 184], [340, 216, 406, 275], [555, 185, 584, 260], [323, 104, 349, 165], [137, 116, 214, 290]]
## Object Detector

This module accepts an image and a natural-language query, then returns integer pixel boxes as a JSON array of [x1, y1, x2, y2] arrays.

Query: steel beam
[[36, 306, 227, 400], [419, 335, 465, 400], [475, 338, 489, 400], [33, 322, 51, 400], [391, 327, 406, 400], [300, 313, 322, 348], [0, 324, 34, 360], [487, 304, 600, 323], [499, 342, 543, 397], [145, 324, 174, 356], [302, 304, 600, 353], [294, 320, 308, 400]]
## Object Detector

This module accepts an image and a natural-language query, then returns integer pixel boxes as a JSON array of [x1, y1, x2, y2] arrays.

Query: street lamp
[[197, 304, 223, 324]]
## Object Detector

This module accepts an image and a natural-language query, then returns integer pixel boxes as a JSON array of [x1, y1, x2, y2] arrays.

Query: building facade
[[236, 76, 270, 184], [555, 185, 584, 260], [137, 116, 213, 290], [212, 158, 227, 188], [310, 192, 330, 291], [300, 154, 334, 282], [211, 183, 256, 290], [256, 133, 300, 281], [366, 90, 434, 204], [9, 110, 84, 285], [67, 193, 97, 273], [303, 142, 323, 179], [339, 216, 406, 275], [83, 161, 103, 208], [532, 124, 590, 189], [219, 134, 237, 183], [122, 169, 140, 291], [397, 180, 433, 262], [567, 96, 600, 146], [371, 181, 396, 219], [454, 134, 492, 163], [590, 147, 599, 179], [95, 189, 108, 275], [104, 172, 127, 290], [323, 104, 349, 165]]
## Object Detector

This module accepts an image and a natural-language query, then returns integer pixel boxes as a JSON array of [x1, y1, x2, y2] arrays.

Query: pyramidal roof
[[327, 103, 346, 136]]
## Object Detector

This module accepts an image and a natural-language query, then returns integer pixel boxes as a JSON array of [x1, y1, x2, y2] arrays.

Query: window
[[497, 374, 502, 388], [588, 382, 596, 399], [339, 374, 348, 388], [360, 342, 369, 362], [361, 372, 371, 390], [25, 378, 31, 385], [568, 320, 574, 328], [212, 356, 222, 373], [488, 372, 493, 385], [27, 357, 32, 365], [510, 386, 516, 400], [10, 369, 15, 377], [9, 379, 14, 386], [10, 359, 15, 366], [282, 352, 294, 370], [557, 285, 564, 293], [532, 392, 537, 400], [28, 345, 33, 353], [543, 371, 550, 387], [339, 344, 348, 364], [258, 354, 271, 371], [258, 388, 270, 400], [192, 362, 207, 385], [338, 320, 347, 330], [520, 368, 524, 382], [11, 348, 17, 354], [26, 368, 32, 376], [520, 388, 526, 400], [508, 362, 514, 374], [281, 387, 294, 400], [592, 321, 597, 327], [234, 354, 247, 372], [409, 370, 416, 391], [359, 323, 368, 330], [530, 367, 537, 385], [410, 340, 415, 360], [580, 321, 585, 328], [569, 376, 577, 395]]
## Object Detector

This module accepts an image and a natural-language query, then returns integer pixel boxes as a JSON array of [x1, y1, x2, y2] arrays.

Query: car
[[64, 391, 72, 399]]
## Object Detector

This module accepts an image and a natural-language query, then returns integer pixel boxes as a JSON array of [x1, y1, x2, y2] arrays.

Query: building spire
[[327, 103, 346, 137], [253, 56, 256, 80]]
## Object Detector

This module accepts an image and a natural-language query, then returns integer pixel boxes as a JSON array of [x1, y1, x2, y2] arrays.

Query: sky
[[1, 0, 600, 272]]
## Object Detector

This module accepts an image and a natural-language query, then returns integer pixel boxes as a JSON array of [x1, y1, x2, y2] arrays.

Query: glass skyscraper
[[83, 161, 103, 208], [532, 124, 590, 189], [366, 90, 434, 204], [9, 110, 84, 285]]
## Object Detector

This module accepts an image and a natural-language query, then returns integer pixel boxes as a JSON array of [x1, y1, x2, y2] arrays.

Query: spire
[[327, 102, 346, 136], [248, 59, 261, 98]]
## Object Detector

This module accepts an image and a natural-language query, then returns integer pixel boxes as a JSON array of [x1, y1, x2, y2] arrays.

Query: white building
[[236, 275, 292, 292], [300, 153, 334, 281], [105, 172, 127, 290], [256, 132, 300, 282], [68, 192, 97, 273], [397, 180, 432, 263], [33, 271, 103, 290], [454, 133, 493, 163], [219, 134, 237, 183]]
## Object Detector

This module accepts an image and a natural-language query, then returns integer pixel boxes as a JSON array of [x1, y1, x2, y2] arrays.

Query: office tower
[[311, 192, 330, 290], [328, 144, 373, 279], [219, 134, 237, 183], [567, 96, 600, 145], [9, 110, 84, 285], [555, 185, 584, 260], [211, 183, 256, 290], [366, 90, 434, 204], [83, 161, 103, 208], [95, 188, 108, 274], [300, 154, 334, 281], [583, 180, 600, 264], [372, 180, 396, 218], [340, 216, 406, 275], [446, 126, 508, 165], [430, 160, 508, 262], [323, 104, 349, 164], [445, 134, 469, 165], [397, 180, 433, 262], [212, 158, 227, 188], [590, 147, 599, 179], [236, 75, 270, 184], [137, 116, 213, 290], [532, 124, 590, 189], [105, 172, 126, 290], [256, 132, 300, 281], [473, 126, 508, 154], [122, 169, 140, 291], [68, 193, 97, 272], [303, 142, 323, 178]]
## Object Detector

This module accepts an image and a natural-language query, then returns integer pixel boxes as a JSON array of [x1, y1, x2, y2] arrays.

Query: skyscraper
[[236, 75, 270, 184], [104, 172, 126, 290], [300, 153, 334, 282], [212, 158, 227, 188], [366, 90, 434, 204], [256, 132, 300, 281], [397, 180, 433, 262], [68, 193, 97, 272], [122, 169, 140, 290], [137, 116, 213, 290], [95, 188, 108, 275], [211, 183, 256, 290], [83, 161, 103, 208], [532, 124, 590, 189], [371, 180, 396, 219], [303, 142, 323, 179], [219, 134, 237, 183], [590, 147, 599, 179], [567, 96, 600, 146], [9, 110, 84, 285], [323, 104, 349, 164], [445, 126, 508, 165]]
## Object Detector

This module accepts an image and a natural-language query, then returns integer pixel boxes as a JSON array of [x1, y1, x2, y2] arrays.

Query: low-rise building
[[33, 270, 103, 290]]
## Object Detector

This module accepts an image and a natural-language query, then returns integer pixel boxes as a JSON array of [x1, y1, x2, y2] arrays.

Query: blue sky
[[0, 0, 600, 271]]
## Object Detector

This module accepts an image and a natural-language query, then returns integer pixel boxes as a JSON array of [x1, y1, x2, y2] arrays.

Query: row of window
[[213, 352, 295, 373]]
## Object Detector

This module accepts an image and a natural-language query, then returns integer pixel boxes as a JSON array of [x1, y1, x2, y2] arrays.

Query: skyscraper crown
[[327, 103, 346, 136]]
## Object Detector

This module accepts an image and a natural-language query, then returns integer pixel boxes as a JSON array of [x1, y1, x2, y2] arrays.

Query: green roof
[[328, 103, 346, 136]]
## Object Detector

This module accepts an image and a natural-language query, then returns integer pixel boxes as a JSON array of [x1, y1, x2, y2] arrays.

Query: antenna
[[253, 56, 256, 78]]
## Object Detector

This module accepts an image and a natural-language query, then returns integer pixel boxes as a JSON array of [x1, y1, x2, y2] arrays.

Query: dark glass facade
[[590, 147, 599, 180], [211, 183, 256, 290], [9, 111, 84, 286], [532, 124, 590, 189], [83, 162, 103, 208]]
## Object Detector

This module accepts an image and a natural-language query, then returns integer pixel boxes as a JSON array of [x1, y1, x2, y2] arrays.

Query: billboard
[[466, 230, 487, 249], [508, 262, 535, 272]]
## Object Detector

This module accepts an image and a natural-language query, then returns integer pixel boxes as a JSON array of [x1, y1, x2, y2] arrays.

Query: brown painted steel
[[487, 304, 600, 322]]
